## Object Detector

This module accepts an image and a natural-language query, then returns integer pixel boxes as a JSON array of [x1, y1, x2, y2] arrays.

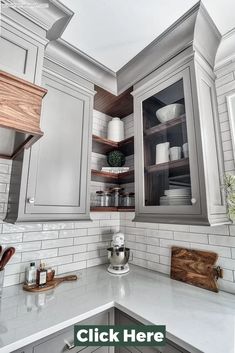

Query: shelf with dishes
[[145, 158, 189, 176], [91, 114, 135, 212], [144, 114, 186, 139]]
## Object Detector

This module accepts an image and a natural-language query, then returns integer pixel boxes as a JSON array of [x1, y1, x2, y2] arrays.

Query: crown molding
[[215, 28, 235, 70], [45, 39, 117, 94], [1, 0, 73, 40], [117, 2, 221, 94], [2, 1, 221, 96]]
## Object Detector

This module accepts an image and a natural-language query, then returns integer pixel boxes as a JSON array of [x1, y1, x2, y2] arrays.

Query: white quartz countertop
[[0, 265, 235, 353]]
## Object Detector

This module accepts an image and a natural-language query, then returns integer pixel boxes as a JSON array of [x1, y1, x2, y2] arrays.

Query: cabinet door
[[134, 66, 201, 223], [115, 310, 187, 353], [24, 71, 93, 220], [0, 26, 38, 81], [28, 310, 113, 353]]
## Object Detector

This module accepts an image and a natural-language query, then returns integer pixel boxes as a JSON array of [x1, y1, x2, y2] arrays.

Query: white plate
[[164, 188, 191, 196]]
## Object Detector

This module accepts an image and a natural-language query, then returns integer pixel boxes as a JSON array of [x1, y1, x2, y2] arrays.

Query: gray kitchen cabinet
[[133, 40, 228, 225], [13, 309, 114, 353], [5, 66, 94, 222], [115, 310, 188, 353], [0, 22, 44, 84]]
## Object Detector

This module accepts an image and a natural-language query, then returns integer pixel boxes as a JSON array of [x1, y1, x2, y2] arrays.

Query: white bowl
[[156, 104, 185, 123]]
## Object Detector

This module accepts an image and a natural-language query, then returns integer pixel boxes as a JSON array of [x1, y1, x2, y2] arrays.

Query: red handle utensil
[[0, 247, 15, 271]]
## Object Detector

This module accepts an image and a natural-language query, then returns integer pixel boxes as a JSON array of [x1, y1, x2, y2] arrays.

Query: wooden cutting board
[[170, 247, 223, 292], [23, 275, 78, 292]]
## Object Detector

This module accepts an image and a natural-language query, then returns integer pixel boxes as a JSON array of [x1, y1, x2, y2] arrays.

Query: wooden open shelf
[[146, 158, 189, 175], [144, 114, 186, 139], [92, 135, 134, 156], [91, 206, 135, 212], [91, 169, 134, 184]]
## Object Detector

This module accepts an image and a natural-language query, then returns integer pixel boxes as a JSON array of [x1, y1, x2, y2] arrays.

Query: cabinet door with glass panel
[[134, 67, 201, 223]]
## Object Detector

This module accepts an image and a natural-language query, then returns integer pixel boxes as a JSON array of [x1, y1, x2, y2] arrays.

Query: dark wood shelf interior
[[91, 169, 134, 184], [94, 86, 133, 118], [146, 158, 189, 176], [92, 135, 134, 156], [91, 206, 135, 212], [144, 114, 186, 139]]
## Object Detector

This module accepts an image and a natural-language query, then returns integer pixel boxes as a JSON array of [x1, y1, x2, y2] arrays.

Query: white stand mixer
[[107, 232, 130, 274]]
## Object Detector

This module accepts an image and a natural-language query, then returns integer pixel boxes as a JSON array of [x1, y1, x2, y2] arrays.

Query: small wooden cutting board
[[23, 275, 78, 293], [170, 247, 223, 292]]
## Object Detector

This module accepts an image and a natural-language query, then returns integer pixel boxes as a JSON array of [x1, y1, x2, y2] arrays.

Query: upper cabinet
[[5, 45, 95, 222], [133, 6, 228, 226], [23, 71, 94, 220]]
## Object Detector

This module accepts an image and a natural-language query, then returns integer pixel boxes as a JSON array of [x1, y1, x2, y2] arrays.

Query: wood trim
[[91, 169, 134, 184], [91, 206, 135, 212], [146, 158, 189, 175], [92, 135, 134, 156], [0, 70, 47, 159], [94, 85, 133, 118]]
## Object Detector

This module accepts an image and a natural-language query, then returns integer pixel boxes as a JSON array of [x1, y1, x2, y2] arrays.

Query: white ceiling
[[61, 0, 235, 72]]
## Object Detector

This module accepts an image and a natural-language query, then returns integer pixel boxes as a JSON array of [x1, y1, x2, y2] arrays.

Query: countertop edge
[[0, 302, 115, 353]]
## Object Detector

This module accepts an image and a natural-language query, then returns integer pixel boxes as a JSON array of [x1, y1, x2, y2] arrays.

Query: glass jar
[[96, 191, 111, 207], [111, 187, 122, 207], [122, 192, 135, 207]]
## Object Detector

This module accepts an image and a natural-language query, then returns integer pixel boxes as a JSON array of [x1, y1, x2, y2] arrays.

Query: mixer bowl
[[107, 247, 130, 268]]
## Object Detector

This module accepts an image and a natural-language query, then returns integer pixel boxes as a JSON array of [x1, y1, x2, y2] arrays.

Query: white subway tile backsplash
[[12, 242, 41, 252], [209, 235, 235, 247], [87, 257, 107, 267], [58, 261, 87, 274], [74, 235, 100, 245], [174, 232, 208, 244], [159, 239, 190, 248], [59, 229, 87, 238], [4, 274, 20, 287], [87, 242, 109, 251], [190, 225, 229, 235], [23, 231, 58, 241], [43, 222, 74, 231], [42, 238, 73, 249], [147, 261, 170, 275], [42, 255, 72, 267], [22, 249, 58, 261], [0, 233, 23, 243], [59, 245, 87, 256], [2, 223, 42, 233]]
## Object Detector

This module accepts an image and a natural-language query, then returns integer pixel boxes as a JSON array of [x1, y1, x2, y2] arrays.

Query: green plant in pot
[[224, 173, 235, 221], [107, 150, 125, 167]]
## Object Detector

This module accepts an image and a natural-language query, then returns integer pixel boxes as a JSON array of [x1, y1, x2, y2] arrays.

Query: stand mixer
[[107, 232, 130, 274]]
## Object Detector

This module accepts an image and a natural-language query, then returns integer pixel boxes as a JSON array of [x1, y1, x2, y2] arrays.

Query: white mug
[[170, 146, 182, 161], [183, 143, 189, 158], [156, 142, 170, 164]]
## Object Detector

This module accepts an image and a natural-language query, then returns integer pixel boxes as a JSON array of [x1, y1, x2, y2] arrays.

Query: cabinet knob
[[64, 340, 75, 350], [191, 198, 197, 204], [28, 197, 35, 204]]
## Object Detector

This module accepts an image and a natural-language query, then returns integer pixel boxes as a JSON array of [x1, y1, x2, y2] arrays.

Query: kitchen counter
[[0, 265, 235, 353]]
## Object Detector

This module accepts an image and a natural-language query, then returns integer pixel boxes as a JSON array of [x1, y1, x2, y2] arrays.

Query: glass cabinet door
[[139, 69, 200, 213]]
